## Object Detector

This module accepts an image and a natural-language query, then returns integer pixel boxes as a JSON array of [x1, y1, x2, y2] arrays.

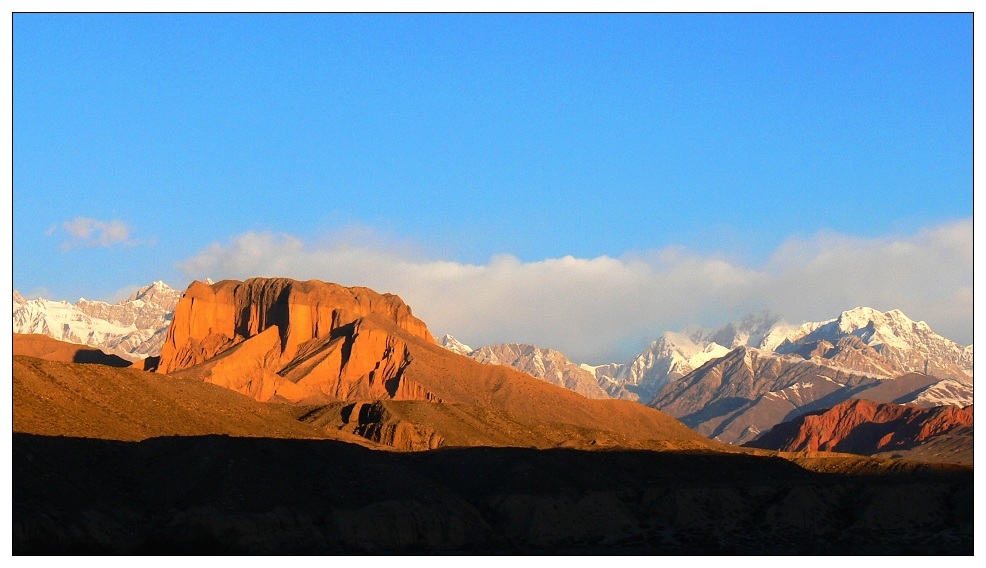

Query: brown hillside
[[13, 333, 131, 367], [12, 355, 368, 445]]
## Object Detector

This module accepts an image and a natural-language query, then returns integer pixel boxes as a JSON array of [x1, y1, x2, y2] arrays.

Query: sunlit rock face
[[157, 277, 437, 403]]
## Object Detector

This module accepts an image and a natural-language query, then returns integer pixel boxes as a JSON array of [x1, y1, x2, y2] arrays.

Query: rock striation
[[157, 278, 436, 404], [744, 399, 973, 463]]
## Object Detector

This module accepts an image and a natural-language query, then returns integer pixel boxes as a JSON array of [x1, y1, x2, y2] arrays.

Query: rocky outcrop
[[157, 278, 437, 404], [341, 401, 445, 451], [745, 399, 974, 460], [159, 278, 433, 371]]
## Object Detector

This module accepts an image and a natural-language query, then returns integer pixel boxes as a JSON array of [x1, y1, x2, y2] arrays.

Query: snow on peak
[[12, 280, 183, 361], [438, 334, 473, 356]]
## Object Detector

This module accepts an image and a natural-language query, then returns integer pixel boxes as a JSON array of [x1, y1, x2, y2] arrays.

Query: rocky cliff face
[[745, 399, 974, 462], [158, 278, 437, 404]]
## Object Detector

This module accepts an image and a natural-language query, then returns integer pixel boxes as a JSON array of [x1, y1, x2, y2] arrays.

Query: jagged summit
[[468, 343, 617, 400], [439, 334, 473, 356], [776, 306, 972, 381], [12, 281, 181, 361]]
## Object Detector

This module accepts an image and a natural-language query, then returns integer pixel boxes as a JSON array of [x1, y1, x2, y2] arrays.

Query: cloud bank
[[55, 217, 139, 249], [177, 218, 973, 363]]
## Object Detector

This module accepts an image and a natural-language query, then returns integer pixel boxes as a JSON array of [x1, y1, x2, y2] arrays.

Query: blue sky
[[11, 13, 974, 362]]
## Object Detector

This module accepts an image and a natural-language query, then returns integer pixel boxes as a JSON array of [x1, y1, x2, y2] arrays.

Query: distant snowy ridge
[[12, 281, 181, 361], [437, 306, 971, 408], [438, 334, 473, 356], [438, 337, 637, 400], [775, 307, 973, 383]]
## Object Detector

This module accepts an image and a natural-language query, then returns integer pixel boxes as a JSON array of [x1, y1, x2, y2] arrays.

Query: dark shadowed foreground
[[13, 433, 972, 555]]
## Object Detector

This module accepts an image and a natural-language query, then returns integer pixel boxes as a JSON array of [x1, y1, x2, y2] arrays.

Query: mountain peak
[[12, 281, 182, 361], [128, 281, 181, 310], [439, 334, 473, 356]]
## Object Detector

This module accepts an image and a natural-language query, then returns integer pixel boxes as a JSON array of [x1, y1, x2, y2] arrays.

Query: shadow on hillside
[[71, 350, 132, 367], [12, 433, 973, 555]]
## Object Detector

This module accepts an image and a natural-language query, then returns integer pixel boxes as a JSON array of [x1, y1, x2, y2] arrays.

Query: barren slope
[[12, 355, 364, 444], [13, 333, 132, 367]]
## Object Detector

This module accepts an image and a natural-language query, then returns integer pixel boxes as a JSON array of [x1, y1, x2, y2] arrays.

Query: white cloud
[[56, 217, 139, 249], [177, 218, 973, 363]]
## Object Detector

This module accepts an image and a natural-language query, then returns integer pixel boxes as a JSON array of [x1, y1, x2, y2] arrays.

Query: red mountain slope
[[745, 399, 973, 461]]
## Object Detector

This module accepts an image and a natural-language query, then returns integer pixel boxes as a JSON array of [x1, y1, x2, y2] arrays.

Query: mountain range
[[13, 280, 973, 450], [12, 277, 973, 553]]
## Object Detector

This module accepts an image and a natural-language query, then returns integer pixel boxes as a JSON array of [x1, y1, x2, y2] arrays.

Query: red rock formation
[[745, 399, 973, 456], [158, 278, 436, 403]]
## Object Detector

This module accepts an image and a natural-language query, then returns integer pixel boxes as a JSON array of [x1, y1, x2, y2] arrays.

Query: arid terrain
[[12, 279, 974, 554]]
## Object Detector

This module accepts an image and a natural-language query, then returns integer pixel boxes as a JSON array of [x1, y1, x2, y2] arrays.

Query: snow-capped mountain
[[614, 311, 800, 401], [437, 307, 971, 411], [468, 343, 619, 400], [438, 334, 473, 356], [641, 307, 973, 445], [614, 307, 972, 405], [648, 346, 888, 444], [438, 338, 637, 400], [578, 363, 638, 401], [12, 281, 181, 361], [775, 307, 973, 382], [614, 332, 730, 401]]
